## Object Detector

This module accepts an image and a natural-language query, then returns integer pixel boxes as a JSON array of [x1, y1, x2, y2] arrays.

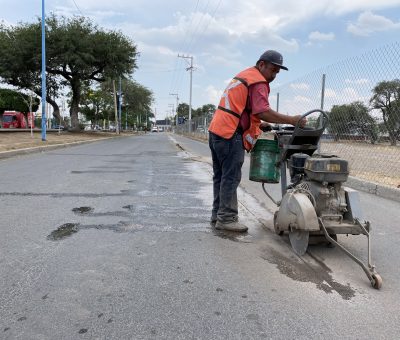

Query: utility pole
[[320, 74, 326, 111], [318, 74, 326, 153], [168, 103, 174, 124], [169, 93, 179, 126], [276, 92, 280, 112], [178, 54, 193, 133]]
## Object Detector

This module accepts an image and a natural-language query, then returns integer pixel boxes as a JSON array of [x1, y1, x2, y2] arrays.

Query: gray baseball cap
[[258, 50, 288, 71]]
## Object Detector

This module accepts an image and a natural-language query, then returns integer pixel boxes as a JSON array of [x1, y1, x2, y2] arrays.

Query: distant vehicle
[[52, 124, 66, 130], [2, 111, 35, 129], [151, 126, 158, 132]]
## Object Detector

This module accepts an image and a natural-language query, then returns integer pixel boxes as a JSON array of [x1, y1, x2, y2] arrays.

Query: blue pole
[[41, 0, 47, 141]]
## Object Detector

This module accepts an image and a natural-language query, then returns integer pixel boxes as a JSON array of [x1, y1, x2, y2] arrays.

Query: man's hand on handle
[[259, 122, 272, 132], [292, 115, 307, 128]]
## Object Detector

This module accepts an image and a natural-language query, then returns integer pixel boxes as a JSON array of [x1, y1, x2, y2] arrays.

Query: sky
[[1, 0, 400, 120]]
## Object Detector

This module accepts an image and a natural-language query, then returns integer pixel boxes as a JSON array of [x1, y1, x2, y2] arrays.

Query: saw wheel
[[289, 229, 309, 256]]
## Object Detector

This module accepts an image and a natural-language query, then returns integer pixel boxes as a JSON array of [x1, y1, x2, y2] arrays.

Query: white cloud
[[345, 78, 370, 85], [290, 83, 310, 90], [324, 88, 337, 98], [322, 87, 369, 110], [347, 11, 400, 36], [205, 85, 223, 105], [293, 95, 313, 104], [308, 31, 335, 41]]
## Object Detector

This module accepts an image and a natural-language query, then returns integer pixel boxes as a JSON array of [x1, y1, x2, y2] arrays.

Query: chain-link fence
[[175, 42, 400, 188]]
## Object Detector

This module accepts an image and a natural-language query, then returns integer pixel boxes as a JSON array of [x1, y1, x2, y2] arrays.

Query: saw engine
[[289, 154, 349, 221]]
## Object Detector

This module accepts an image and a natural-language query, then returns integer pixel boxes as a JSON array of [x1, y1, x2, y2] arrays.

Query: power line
[[187, 0, 223, 55], [71, 0, 84, 16], [169, 0, 202, 95]]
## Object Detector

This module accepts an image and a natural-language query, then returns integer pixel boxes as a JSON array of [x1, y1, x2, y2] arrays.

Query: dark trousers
[[209, 131, 245, 222]]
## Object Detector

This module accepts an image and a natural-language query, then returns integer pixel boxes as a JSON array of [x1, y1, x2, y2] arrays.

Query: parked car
[[53, 124, 66, 130], [151, 127, 158, 132]]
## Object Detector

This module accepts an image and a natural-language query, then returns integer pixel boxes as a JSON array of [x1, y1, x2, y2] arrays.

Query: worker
[[208, 50, 306, 232]]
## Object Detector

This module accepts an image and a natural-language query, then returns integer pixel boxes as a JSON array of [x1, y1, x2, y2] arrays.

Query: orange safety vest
[[208, 67, 268, 151]]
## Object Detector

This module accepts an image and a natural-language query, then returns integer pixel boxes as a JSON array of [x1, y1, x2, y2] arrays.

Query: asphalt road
[[0, 132, 399, 339]]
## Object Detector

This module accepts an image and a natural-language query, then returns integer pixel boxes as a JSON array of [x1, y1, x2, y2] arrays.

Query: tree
[[120, 79, 153, 129], [327, 102, 378, 143], [370, 79, 400, 145], [177, 103, 190, 120], [0, 88, 39, 114], [81, 79, 154, 130], [0, 21, 63, 121], [0, 15, 139, 130], [79, 86, 111, 127], [191, 104, 216, 120]]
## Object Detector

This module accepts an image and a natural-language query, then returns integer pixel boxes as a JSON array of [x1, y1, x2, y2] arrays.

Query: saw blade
[[289, 230, 309, 256]]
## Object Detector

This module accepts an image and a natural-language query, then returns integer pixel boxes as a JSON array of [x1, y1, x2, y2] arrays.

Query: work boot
[[210, 217, 217, 227], [215, 220, 248, 232]]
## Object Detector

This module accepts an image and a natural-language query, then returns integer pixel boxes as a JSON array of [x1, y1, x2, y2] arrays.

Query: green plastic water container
[[249, 139, 280, 183]]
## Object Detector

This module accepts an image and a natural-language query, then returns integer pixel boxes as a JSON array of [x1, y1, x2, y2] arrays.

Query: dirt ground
[[0, 130, 123, 153], [186, 132, 400, 188], [321, 141, 400, 188]]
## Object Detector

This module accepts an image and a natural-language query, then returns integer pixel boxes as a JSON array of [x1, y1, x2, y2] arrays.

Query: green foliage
[[177, 103, 190, 119], [120, 79, 154, 125], [176, 103, 216, 120], [370, 79, 400, 145], [0, 88, 39, 113], [0, 15, 139, 129], [327, 101, 378, 143], [79, 86, 113, 124], [79, 78, 154, 129], [0, 21, 62, 120], [192, 104, 216, 119]]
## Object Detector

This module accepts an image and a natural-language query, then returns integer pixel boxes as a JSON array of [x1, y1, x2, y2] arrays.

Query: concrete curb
[[346, 176, 400, 203], [176, 133, 400, 203]]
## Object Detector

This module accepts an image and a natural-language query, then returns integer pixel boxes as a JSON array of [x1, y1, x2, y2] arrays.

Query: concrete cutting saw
[[250, 109, 382, 289]]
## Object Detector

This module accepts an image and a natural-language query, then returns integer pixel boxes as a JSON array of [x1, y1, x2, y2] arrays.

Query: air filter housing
[[304, 154, 349, 183]]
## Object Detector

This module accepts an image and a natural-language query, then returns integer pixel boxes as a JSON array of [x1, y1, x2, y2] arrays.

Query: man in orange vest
[[208, 50, 306, 232]]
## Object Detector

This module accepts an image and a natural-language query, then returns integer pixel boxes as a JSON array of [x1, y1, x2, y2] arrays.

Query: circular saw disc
[[289, 230, 309, 256]]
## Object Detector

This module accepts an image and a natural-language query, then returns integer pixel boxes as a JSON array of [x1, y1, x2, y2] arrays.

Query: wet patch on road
[[0, 192, 127, 198], [47, 223, 80, 240], [212, 229, 253, 243], [72, 206, 131, 218], [47, 221, 148, 241], [261, 247, 356, 300], [72, 206, 94, 214], [71, 169, 132, 174], [47, 219, 212, 241]]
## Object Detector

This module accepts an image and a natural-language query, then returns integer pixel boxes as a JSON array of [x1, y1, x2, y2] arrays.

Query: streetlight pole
[[169, 93, 179, 126], [41, 0, 47, 141], [177, 54, 194, 133], [118, 76, 122, 132], [113, 80, 119, 134]]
